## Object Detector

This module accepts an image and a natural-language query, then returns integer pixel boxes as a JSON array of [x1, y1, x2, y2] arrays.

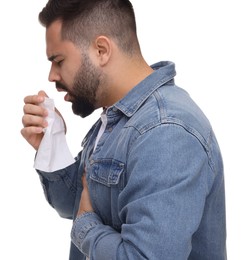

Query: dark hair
[[39, 0, 140, 55]]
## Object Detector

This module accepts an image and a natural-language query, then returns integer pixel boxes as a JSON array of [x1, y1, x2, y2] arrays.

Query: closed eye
[[48, 55, 64, 66], [56, 59, 64, 66]]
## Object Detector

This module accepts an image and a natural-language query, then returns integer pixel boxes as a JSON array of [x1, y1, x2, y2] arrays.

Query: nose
[[48, 63, 61, 82]]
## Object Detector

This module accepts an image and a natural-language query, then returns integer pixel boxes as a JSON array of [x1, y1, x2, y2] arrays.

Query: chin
[[72, 105, 95, 118]]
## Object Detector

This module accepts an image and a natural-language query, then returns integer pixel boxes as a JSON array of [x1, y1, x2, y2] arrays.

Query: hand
[[21, 90, 66, 150], [77, 174, 94, 216], [21, 90, 48, 150]]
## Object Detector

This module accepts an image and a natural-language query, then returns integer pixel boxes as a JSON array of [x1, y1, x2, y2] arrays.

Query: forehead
[[45, 20, 81, 59], [46, 20, 62, 53]]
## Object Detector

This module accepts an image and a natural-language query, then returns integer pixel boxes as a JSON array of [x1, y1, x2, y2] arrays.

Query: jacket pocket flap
[[89, 159, 125, 186]]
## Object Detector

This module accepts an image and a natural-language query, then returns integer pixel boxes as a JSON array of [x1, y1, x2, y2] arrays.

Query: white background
[[1, 0, 245, 259]]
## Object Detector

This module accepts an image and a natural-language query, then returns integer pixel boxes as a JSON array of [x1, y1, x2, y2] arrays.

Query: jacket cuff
[[71, 212, 102, 254]]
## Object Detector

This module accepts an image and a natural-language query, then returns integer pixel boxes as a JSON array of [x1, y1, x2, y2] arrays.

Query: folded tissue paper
[[34, 97, 75, 172]]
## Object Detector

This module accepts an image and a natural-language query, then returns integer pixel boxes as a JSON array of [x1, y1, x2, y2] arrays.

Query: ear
[[93, 36, 112, 66]]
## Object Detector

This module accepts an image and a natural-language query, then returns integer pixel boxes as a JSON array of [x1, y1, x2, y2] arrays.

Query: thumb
[[38, 90, 49, 98], [38, 90, 67, 133]]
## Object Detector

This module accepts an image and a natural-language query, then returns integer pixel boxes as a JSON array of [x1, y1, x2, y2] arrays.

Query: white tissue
[[34, 97, 75, 172]]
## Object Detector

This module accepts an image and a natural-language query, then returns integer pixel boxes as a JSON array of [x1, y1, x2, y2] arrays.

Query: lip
[[64, 92, 72, 102], [56, 88, 71, 101], [56, 87, 66, 92]]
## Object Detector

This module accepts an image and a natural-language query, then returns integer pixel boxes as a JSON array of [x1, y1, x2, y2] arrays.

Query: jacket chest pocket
[[87, 158, 125, 229], [89, 158, 125, 189]]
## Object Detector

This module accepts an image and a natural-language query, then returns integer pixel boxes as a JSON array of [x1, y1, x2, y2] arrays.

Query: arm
[[71, 124, 212, 259], [37, 154, 81, 219], [21, 90, 77, 219]]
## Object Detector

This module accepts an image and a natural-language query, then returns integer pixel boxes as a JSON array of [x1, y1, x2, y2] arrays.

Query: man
[[21, 0, 227, 259]]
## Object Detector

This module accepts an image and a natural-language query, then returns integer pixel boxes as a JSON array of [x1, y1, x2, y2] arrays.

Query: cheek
[[61, 65, 77, 86]]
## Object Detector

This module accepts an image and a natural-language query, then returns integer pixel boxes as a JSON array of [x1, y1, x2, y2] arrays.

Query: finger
[[20, 126, 44, 137], [82, 174, 89, 191], [23, 103, 48, 117], [23, 90, 49, 105], [38, 90, 49, 98], [24, 94, 45, 105], [22, 114, 48, 128]]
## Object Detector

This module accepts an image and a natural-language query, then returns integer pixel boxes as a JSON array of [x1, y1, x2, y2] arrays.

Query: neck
[[102, 56, 154, 107]]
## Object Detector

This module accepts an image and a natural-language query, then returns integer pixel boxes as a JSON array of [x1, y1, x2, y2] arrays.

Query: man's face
[[46, 20, 102, 117], [56, 53, 101, 117]]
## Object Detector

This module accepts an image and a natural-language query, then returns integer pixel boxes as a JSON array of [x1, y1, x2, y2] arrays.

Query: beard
[[56, 53, 101, 118]]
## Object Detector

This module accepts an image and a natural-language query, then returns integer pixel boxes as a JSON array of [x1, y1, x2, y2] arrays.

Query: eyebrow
[[48, 55, 59, 62]]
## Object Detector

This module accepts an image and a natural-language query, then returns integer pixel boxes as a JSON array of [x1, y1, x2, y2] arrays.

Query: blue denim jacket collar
[[114, 61, 176, 117]]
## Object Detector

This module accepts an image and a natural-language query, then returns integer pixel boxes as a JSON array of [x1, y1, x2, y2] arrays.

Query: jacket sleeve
[[71, 124, 215, 259], [37, 152, 82, 219]]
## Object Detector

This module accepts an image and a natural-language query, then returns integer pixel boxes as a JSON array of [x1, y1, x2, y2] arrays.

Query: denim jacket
[[38, 61, 226, 260]]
